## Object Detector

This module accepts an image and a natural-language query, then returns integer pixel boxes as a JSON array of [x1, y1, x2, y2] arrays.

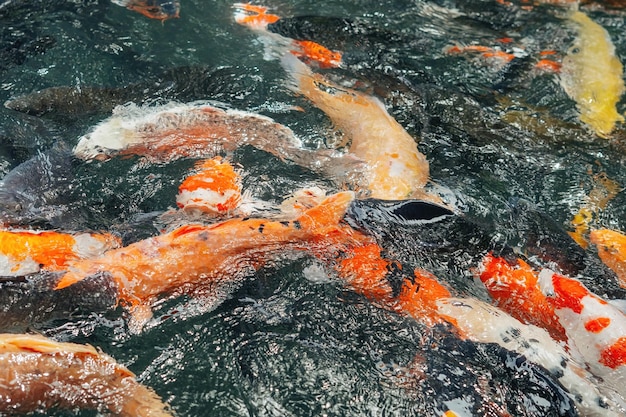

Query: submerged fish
[[0, 333, 173, 416], [111, 0, 179, 21], [281, 54, 431, 201], [55, 192, 365, 330], [591, 229, 626, 288], [559, 10, 625, 138], [235, 4, 432, 201], [0, 229, 120, 276]]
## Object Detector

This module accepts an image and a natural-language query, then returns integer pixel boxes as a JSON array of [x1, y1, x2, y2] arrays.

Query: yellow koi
[[560, 11, 625, 138], [282, 54, 430, 200]]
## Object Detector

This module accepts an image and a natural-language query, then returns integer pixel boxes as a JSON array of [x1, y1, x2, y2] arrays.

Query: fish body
[[560, 11, 625, 138], [0, 333, 172, 416], [0, 229, 120, 276], [591, 229, 626, 287], [73, 102, 303, 163], [282, 54, 430, 200], [176, 157, 242, 215], [111, 0, 180, 21], [335, 247, 619, 415], [56, 192, 362, 326], [479, 253, 626, 403]]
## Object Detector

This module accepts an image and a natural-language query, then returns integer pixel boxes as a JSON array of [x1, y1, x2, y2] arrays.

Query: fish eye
[[570, 47, 580, 54]]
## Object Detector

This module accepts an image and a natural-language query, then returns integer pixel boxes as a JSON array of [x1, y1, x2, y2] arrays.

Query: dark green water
[[1, 0, 626, 416]]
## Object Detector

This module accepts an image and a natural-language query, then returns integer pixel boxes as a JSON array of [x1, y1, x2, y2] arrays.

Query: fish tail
[[120, 383, 175, 417], [295, 191, 355, 231]]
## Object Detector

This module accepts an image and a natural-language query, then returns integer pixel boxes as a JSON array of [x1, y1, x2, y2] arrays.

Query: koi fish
[[478, 253, 626, 404], [0, 229, 121, 276], [281, 53, 431, 201], [72, 102, 358, 180], [0, 333, 173, 416], [569, 172, 621, 248], [559, 10, 625, 138], [176, 157, 242, 215], [55, 191, 367, 330], [111, 0, 180, 21], [591, 228, 626, 288], [235, 3, 433, 201], [334, 246, 620, 415]]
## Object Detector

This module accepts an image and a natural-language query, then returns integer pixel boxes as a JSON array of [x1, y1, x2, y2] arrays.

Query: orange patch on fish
[[600, 336, 626, 369], [338, 242, 393, 302], [292, 40, 342, 69], [396, 269, 452, 327], [233, 3, 280, 28], [585, 317, 611, 333], [549, 273, 608, 316], [536, 59, 562, 72], [0, 229, 120, 276]]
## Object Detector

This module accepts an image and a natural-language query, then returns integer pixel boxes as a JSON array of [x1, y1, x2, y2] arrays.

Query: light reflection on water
[[0, 0, 625, 415]]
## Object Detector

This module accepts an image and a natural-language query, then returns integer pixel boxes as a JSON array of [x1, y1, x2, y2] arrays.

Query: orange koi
[[56, 192, 367, 329], [111, 0, 180, 21], [591, 229, 626, 288], [176, 157, 242, 215], [0, 333, 172, 416], [444, 44, 517, 63], [281, 54, 431, 201], [0, 229, 120, 277]]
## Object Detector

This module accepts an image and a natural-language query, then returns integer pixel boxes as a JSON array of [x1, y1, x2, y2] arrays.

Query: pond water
[[0, 0, 625, 416]]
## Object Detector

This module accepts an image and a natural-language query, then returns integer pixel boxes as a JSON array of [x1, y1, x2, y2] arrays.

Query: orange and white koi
[[591, 228, 626, 288], [176, 157, 242, 216], [55, 191, 368, 330], [478, 253, 626, 404], [0, 229, 121, 277], [0, 333, 173, 416], [111, 0, 180, 21], [73, 102, 307, 164], [559, 10, 625, 138]]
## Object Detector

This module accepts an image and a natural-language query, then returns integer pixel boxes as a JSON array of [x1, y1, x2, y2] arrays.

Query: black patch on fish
[[347, 198, 454, 227], [258, 224, 265, 234], [292, 220, 302, 230], [279, 221, 290, 227]]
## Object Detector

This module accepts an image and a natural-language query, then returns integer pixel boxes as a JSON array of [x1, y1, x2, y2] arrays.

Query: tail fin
[[295, 191, 354, 231]]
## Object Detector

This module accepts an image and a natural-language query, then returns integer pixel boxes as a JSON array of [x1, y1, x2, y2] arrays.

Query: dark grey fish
[[0, 271, 117, 332], [4, 65, 264, 120]]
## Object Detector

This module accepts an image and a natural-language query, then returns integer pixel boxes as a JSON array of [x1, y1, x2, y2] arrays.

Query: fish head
[[73, 118, 135, 161], [125, 0, 180, 21]]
